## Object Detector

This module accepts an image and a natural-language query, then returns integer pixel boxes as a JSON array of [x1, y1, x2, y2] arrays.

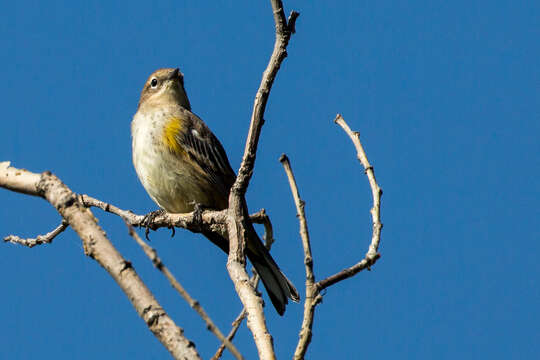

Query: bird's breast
[[131, 111, 218, 213]]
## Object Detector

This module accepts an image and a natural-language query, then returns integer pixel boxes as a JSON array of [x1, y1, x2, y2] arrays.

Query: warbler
[[131, 68, 299, 315]]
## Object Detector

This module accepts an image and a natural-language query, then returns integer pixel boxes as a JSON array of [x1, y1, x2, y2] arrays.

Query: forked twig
[[281, 115, 383, 359]]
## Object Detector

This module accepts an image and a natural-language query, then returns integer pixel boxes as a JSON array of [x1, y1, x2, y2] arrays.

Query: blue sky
[[1, 1, 538, 359]]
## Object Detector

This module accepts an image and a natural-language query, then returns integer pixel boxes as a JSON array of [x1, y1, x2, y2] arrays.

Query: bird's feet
[[191, 202, 207, 230], [141, 209, 165, 240]]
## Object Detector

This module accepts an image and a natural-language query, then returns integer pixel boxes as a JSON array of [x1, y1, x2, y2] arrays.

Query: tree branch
[[79, 194, 229, 238], [211, 308, 247, 360], [249, 209, 275, 249], [316, 115, 382, 289], [79, 194, 276, 360], [279, 154, 321, 360], [212, 214, 272, 360], [4, 219, 68, 247], [225, 1, 299, 359], [124, 221, 243, 360], [279, 115, 384, 359], [0, 162, 201, 360], [212, 274, 261, 360]]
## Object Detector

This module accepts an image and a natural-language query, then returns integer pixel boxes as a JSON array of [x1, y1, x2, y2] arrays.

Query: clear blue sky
[[1, 1, 538, 359]]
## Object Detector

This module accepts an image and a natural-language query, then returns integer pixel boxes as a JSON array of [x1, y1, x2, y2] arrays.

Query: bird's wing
[[175, 109, 237, 195]]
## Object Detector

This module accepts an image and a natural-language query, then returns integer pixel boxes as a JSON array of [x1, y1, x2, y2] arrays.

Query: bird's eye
[[150, 78, 158, 88]]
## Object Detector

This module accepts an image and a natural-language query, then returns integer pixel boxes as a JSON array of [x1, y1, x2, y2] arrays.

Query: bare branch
[[317, 114, 383, 289], [0, 162, 201, 360], [79, 195, 277, 360], [4, 220, 68, 248], [79, 195, 275, 360], [249, 209, 275, 248], [211, 308, 247, 360], [212, 223, 272, 360], [279, 155, 314, 284], [123, 221, 243, 360], [232, 2, 298, 195], [316, 254, 381, 290], [80, 194, 278, 248], [225, 1, 299, 359], [212, 273, 262, 360], [79, 194, 228, 237], [334, 114, 382, 257], [287, 11, 300, 34], [279, 115, 384, 359], [279, 154, 321, 359]]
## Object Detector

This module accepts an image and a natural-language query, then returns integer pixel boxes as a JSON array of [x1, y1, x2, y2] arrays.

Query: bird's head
[[138, 68, 191, 110]]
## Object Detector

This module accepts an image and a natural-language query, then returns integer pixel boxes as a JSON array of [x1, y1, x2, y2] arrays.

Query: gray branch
[[4, 220, 68, 247], [0, 162, 201, 360], [280, 115, 384, 359], [224, 1, 299, 359]]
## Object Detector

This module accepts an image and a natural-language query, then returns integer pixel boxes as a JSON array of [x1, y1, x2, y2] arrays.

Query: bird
[[131, 67, 299, 315]]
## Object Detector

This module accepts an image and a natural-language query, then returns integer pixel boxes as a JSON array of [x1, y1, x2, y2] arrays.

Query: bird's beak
[[167, 68, 180, 80]]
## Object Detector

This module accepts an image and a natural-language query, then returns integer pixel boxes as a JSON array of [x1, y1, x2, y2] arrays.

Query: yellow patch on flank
[[163, 117, 184, 154]]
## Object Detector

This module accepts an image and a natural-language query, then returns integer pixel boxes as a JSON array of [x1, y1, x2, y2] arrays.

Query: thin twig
[[281, 115, 384, 359], [279, 154, 321, 360], [249, 208, 275, 249], [225, 1, 299, 359], [211, 309, 247, 360], [279, 155, 314, 283], [211, 274, 261, 360], [317, 114, 383, 289], [316, 254, 381, 290], [80, 194, 273, 245], [4, 220, 68, 247], [231, 4, 299, 196], [79, 194, 228, 237], [123, 220, 243, 360]]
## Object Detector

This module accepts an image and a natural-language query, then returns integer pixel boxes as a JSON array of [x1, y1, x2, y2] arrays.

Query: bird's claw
[[141, 209, 165, 240], [192, 202, 206, 227]]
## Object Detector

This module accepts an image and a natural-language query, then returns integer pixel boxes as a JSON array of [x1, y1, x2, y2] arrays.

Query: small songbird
[[131, 68, 299, 315]]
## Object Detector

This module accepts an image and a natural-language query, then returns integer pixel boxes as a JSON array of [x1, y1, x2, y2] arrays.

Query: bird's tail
[[202, 230, 299, 315]]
